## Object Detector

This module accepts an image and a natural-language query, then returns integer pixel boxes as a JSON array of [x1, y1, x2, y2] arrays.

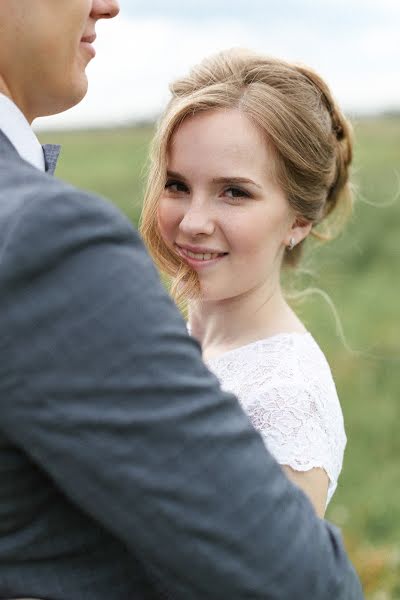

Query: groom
[[0, 1, 362, 599]]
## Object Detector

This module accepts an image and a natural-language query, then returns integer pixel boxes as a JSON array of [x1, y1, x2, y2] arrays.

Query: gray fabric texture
[[42, 143, 61, 175], [0, 130, 363, 599]]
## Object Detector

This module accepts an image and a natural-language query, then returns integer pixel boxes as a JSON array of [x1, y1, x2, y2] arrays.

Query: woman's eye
[[165, 180, 188, 193], [224, 187, 250, 199]]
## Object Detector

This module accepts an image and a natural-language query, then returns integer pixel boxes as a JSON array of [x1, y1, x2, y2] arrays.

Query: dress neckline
[[202, 331, 312, 364]]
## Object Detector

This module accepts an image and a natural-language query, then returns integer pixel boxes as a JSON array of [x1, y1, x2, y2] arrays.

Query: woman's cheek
[[157, 201, 177, 243]]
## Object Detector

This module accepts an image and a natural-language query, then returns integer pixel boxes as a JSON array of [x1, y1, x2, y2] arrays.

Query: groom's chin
[[37, 75, 89, 119]]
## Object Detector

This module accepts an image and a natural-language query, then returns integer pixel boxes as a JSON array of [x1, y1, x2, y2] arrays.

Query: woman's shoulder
[[207, 331, 345, 437], [207, 332, 346, 504], [207, 331, 333, 388]]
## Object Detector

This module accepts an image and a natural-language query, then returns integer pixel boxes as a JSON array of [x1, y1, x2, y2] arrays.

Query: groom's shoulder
[[0, 154, 143, 280], [0, 152, 138, 247], [0, 153, 130, 229]]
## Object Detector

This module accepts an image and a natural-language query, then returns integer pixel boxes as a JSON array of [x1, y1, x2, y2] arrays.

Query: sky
[[35, 0, 400, 130]]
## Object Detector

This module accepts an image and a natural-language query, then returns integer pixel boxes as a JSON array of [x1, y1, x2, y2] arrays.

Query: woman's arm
[[282, 465, 329, 518]]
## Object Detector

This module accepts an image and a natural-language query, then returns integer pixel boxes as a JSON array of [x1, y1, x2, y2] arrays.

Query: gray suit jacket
[[0, 130, 363, 599]]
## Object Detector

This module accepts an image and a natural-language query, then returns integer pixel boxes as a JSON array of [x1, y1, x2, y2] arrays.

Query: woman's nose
[[178, 201, 215, 237]]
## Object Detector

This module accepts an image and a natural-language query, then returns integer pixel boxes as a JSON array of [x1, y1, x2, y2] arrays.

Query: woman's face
[[157, 108, 307, 303]]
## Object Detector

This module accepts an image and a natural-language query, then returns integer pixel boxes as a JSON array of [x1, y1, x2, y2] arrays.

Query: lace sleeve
[[247, 381, 343, 503], [207, 334, 347, 504]]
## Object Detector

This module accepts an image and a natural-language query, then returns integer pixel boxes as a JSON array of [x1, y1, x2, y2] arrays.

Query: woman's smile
[[175, 243, 228, 269]]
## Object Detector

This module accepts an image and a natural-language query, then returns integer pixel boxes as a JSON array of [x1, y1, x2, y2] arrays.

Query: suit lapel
[[0, 129, 21, 161], [0, 130, 61, 175]]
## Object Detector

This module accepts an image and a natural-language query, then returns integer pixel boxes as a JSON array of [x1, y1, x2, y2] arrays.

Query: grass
[[39, 116, 400, 597]]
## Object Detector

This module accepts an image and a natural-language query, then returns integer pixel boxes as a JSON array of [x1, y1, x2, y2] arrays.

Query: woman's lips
[[175, 245, 228, 269]]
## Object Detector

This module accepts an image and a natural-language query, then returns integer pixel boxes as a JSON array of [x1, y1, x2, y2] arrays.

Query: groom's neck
[[0, 75, 12, 101], [0, 76, 34, 125]]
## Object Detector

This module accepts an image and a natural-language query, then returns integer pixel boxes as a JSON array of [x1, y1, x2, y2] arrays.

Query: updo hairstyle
[[140, 48, 353, 301]]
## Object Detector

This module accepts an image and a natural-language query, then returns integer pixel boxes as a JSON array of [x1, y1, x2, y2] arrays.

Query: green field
[[40, 117, 400, 598]]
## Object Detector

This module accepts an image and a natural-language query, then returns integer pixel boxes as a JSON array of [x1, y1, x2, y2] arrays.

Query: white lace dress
[[205, 332, 346, 504]]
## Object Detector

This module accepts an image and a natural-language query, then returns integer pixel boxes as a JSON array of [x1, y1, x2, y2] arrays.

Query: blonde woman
[[140, 49, 353, 518]]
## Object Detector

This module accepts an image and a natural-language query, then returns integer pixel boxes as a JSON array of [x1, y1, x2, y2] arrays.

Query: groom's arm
[[0, 173, 363, 599]]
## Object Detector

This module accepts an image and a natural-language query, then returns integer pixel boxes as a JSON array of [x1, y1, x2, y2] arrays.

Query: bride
[[140, 48, 353, 518]]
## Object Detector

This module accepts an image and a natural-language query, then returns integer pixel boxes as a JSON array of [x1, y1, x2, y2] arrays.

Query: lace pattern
[[206, 333, 346, 504]]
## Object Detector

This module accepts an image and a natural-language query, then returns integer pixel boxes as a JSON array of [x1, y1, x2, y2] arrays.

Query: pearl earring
[[288, 237, 296, 251]]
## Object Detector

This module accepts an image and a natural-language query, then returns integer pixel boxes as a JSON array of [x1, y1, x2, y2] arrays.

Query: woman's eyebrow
[[166, 170, 187, 181], [166, 172, 262, 189], [212, 176, 262, 189]]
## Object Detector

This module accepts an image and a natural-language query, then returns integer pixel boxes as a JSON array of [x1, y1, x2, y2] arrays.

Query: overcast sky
[[35, 0, 400, 130]]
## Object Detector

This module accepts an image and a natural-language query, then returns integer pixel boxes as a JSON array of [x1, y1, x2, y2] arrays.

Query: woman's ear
[[284, 218, 312, 249]]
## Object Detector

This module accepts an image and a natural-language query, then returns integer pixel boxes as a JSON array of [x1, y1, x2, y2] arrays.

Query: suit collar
[[0, 130, 61, 175], [0, 129, 20, 159], [0, 94, 45, 171]]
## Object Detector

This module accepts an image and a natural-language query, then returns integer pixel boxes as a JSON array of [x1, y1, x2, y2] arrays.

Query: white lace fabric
[[206, 332, 346, 504]]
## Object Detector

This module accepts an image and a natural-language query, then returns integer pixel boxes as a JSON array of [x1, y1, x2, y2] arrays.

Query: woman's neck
[[189, 281, 306, 361]]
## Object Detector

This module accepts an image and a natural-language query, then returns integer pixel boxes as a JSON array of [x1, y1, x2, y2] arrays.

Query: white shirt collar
[[0, 93, 45, 171]]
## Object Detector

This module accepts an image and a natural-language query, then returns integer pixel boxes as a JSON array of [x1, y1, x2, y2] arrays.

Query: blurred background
[[37, 1, 400, 597], [35, 0, 400, 131]]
